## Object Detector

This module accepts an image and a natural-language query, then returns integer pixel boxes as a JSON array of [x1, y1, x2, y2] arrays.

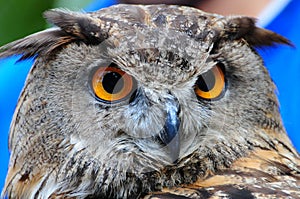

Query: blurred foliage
[[54, 0, 92, 10], [0, 0, 92, 46]]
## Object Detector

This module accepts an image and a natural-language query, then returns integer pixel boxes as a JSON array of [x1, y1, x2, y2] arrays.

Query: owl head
[[0, 4, 295, 199]]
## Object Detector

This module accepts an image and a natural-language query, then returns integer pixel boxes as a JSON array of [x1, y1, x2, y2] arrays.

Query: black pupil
[[196, 70, 216, 92], [102, 72, 124, 94]]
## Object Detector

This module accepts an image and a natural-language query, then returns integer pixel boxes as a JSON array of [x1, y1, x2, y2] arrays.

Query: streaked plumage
[[0, 4, 299, 199]]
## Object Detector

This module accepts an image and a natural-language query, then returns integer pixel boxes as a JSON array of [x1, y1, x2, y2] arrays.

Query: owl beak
[[159, 98, 181, 163]]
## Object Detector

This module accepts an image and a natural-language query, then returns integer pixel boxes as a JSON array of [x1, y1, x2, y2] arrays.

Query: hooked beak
[[159, 98, 181, 163]]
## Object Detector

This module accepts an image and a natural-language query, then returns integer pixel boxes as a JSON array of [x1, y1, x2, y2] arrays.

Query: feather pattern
[[0, 4, 299, 199]]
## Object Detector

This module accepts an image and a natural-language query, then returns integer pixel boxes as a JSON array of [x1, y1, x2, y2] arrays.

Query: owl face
[[0, 4, 291, 198], [58, 17, 276, 170], [64, 28, 222, 166]]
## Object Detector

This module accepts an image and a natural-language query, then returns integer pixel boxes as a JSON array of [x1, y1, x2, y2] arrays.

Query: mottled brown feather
[[0, 4, 299, 199], [143, 148, 300, 198]]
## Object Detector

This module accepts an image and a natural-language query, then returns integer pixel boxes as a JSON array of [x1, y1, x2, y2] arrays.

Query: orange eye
[[194, 63, 226, 100], [91, 66, 136, 103]]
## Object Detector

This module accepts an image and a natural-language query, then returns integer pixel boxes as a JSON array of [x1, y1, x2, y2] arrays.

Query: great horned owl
[[0, 4, 299, 199]]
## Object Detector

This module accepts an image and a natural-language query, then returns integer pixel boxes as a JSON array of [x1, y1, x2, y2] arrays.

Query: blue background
[[0, 0, 299, 193], [258, 0, 300, 151]]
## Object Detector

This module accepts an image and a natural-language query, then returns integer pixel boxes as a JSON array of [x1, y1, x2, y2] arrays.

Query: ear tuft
[[44, 9, 108, 45], [244, 27, 293, 47], [225, 17, 293, 47], [0, 9, 111, 60], [0, 28, 76, 60]]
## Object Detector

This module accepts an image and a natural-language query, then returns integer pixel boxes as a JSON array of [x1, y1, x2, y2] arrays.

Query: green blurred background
[[0, 0, 92, 46]]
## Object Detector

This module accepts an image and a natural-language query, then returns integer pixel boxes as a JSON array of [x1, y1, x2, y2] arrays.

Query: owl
[[0, 4, 299, 199]]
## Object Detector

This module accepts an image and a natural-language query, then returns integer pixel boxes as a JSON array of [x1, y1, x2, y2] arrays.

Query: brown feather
[[143, 148, 300, 198]]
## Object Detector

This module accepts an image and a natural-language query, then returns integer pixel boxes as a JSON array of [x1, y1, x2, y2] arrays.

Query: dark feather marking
[[76, 18, 108, 45], [146, 193, 191, 199], [19, 171, 30, 182], [185, 23, 199, 37], [193, 188, 213, 198], [214, 185, 255, 199], [277, 139, 300, 155], [244, 184, 291, 197], [268, 159, 300, 177], [153, 14, 167, 27]]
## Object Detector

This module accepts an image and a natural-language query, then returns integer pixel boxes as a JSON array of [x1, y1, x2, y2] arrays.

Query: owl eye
[[194, 63, 226, 100], [91, 66, 136, 103]]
